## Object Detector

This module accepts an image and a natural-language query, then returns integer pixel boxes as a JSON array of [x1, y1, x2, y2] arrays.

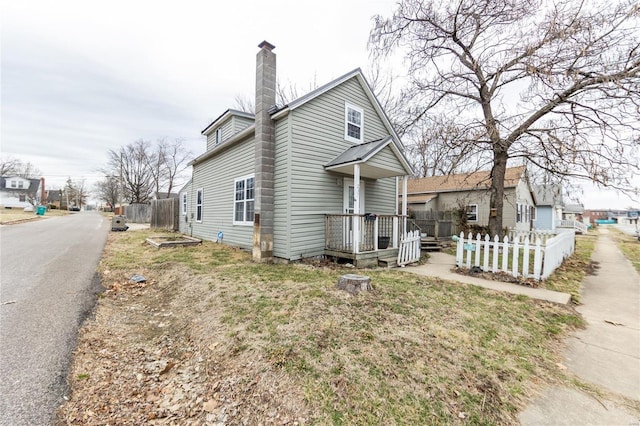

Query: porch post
[[402, 175, 408, 235], [353, 164, 361, 254]]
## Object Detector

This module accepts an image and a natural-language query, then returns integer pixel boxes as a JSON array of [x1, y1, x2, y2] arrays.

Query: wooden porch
[[325, 214, 420, 267]]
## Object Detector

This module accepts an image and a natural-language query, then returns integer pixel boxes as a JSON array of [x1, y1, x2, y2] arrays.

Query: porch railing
[[325, 214, 420, 254]]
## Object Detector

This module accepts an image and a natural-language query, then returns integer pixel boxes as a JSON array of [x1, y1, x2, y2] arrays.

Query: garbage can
[[36, 205, 47, 216]]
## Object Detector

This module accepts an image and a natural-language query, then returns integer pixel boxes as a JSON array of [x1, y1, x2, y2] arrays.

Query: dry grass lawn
[[58, 229, 585, 425], [0, 207, 69, 224]]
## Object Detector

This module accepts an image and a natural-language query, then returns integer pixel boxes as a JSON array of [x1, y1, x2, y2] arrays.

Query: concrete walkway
[[519, 229, 640, 424], [405, 251, 572, 304]]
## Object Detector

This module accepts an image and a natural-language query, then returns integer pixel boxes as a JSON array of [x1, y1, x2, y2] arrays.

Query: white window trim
[[532, 206, 537, 221], [181, 193, 187, 216], [215, 128, 222, 145], [233, 174, 255, 226], [344, 102, 364, 143], [196, 188, 203, 222], [466, 204, 478, 222]]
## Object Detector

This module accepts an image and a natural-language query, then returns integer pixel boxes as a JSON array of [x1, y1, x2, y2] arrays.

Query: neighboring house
[[45, 189, 63, 208], [562, 204, 585, 221], [402, 166, 536, 231], [180, 41, 414, 266], [532, 184, 563, 231], [0, 176, 44, 209]]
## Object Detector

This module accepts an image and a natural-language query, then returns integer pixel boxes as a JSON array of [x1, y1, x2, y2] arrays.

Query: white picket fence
[[455, 229, 575, 281], [397, 230, 421, 266]]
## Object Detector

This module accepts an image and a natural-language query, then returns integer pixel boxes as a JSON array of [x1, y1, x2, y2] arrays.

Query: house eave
[[190, 125, 256, 166], [201, 109, 255, 136]]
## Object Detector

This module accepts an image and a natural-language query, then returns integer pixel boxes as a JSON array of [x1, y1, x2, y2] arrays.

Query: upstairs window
[[344, 103, 363, 143], [233, 175, 255, 225], [181, 193, 187, 215], [215, 128, 222, 145], [10, 181, 17, 188], [18, 181, 24, 189]]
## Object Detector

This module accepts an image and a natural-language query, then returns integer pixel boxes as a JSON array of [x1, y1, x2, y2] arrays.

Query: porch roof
[[324, 136, 413, 179], [405, 193, 438, 204]]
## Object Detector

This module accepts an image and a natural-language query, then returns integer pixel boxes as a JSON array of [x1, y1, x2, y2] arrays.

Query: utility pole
[[119, 152, 124, 216]]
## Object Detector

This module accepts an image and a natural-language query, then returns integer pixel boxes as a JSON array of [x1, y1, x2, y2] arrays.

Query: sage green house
[[180, 42, 415, 266]]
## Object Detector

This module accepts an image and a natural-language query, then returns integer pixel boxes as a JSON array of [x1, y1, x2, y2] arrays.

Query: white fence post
[[533, 237, 543, 280], [502, 236, 510, 273], [492, 235, 499, 273], [522, 237, 530, 278], [512, 236, 520, 277], [456, 231, 464, 267], [465, 232, 473, 269], [483, 234, 490, 272]]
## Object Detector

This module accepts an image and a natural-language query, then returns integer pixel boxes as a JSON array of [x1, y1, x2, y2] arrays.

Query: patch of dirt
[[57, 265, 312, 425], [452, 267, 540, 288]]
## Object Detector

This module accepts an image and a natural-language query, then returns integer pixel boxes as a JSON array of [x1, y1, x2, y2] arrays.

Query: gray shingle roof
[[325, 137, 391, 168]]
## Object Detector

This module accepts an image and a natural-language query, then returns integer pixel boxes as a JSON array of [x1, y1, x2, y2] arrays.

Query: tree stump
[[336, 274, 372, 295]]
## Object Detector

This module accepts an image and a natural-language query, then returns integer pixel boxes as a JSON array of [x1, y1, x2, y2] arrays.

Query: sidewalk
[[405, 251, 571, 304], [518, 229, 640, 424]]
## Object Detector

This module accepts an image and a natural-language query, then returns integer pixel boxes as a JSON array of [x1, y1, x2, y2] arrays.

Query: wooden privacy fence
[[150, 198, 179, 230], [125, 203, 151, 223], [397, 230, 421, 266], [455, 229, 575, 281]]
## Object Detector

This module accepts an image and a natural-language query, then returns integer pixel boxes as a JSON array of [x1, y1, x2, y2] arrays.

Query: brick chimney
[[253, 41, 276, 262], [40, 177, 46, 204]]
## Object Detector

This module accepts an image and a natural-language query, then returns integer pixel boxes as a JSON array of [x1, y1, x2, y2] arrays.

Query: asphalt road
[[0, 212, 110, 425]]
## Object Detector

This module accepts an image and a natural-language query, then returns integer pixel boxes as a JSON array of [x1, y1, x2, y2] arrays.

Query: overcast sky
[[1, 0, 637, 209]]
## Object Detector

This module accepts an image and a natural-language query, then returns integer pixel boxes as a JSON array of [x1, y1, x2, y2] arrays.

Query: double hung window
[[233, 175, 255, 225]]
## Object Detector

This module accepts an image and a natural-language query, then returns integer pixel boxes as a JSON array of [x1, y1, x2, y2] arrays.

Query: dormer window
[[344, 103, 363, 143], [215, 128, 222, 145], [18, 181, 24, 189], [10, 180, 17, 188]]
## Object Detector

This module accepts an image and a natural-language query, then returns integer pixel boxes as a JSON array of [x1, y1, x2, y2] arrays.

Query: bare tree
[[94, 177, 119, 210], [371, 0, 640, 235], [63, 177, 88, 208], [105, 139, 191, 203], [108, 140, 154, 204], [0, 156, 41, 178], [233, 94, 254, 114], [407, 114, 490, 177], [161, 139, 192, 197]]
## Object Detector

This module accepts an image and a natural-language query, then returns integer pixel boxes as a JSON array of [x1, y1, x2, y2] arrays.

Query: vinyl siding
[[430, 188, 518, 229], [285, 76, 399, 259], [273, 116, 290, 258], [191, 136, 255, 248], [533, 206, 553, 230], [513, 178, 535, 230], [178, 180, 193, 235], [205, 116, 254, 151], [232, 116, 254, 134], [366, 145, 407, 176]]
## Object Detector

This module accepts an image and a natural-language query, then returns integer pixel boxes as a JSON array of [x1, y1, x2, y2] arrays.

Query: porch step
[[421, 237, 441, 252], [378, 257, 398, 268]]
